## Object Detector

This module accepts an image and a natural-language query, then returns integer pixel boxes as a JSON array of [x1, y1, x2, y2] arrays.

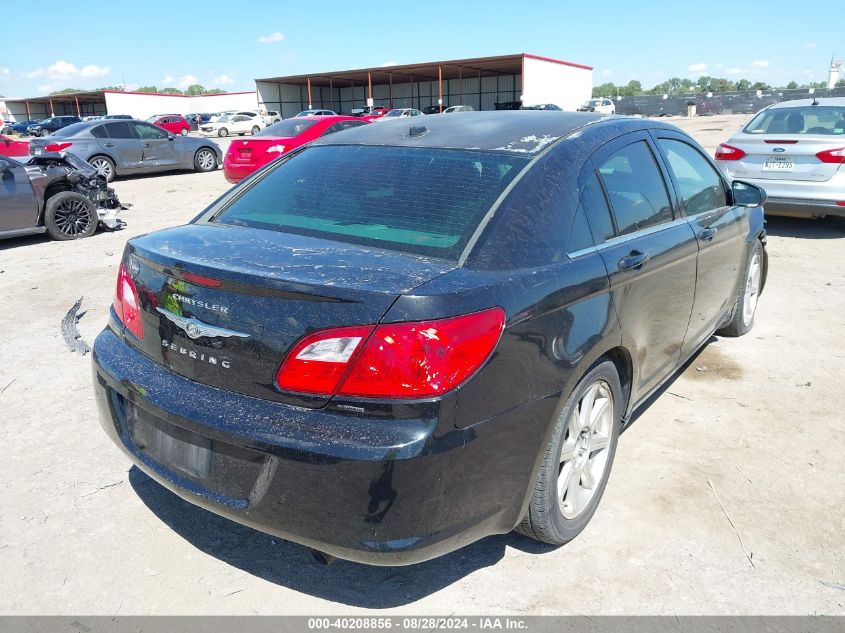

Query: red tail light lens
[[715, 143, 746, 161], [182, 271, 222, 287], [45, 142, 72, 152], [816, 147, 845, 164], [113, 262, 144, 339], [275, 307, 506, 399]]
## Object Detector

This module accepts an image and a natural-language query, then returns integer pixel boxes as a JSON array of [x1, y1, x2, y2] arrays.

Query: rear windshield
[[212, 145, 530, 259], [49, 122, 89, 138], [258, 119, 319, 137], [744, 106, 845, 135]]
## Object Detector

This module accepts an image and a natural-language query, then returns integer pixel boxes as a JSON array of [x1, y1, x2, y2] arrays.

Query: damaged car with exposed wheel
[[0, 151, 126, 241], [92, 112, 767, 566]]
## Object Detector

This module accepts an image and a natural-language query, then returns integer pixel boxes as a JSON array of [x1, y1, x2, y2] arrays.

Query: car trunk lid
[[120, 223, 455, 406], [726, 133, 843, 182]]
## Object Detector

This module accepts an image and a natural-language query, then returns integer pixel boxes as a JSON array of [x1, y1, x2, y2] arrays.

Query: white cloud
[[601, 69, 614, 77], [726, 67, 744, 76], [160, 75, 175, 85], [806, 43, 816, 49], [380, 61, 398, 67], [211, 74, 235, 85], [0, 67, 9, 75], [258, 32, 284, 44], [80, 64, 110, 77], [751, 60, 769, 68], [177, 74, 198, 89], [24, 60, 110, 81], [37, 84, 52, 93], [687, 62, 707, 72]]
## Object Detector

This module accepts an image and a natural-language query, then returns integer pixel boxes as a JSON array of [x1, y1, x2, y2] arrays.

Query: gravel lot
[[1, 114, 843, 615]]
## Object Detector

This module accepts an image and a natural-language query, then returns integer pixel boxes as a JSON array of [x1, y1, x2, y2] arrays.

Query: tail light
[[276, 307, 506, 399], [715, 143, 746, 161], [816, 147, 845, 164], [45, 142, 72, 152], [113, 262, 144, 339]]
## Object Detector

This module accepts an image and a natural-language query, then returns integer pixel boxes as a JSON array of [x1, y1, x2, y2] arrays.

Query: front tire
[[518, 360, 622, 545], [180, 127, 188, 136], [44, 191, 98, 241], [217, 127, 228, 137], [193, 147, 217, 172], [718, 240, 764, 337]]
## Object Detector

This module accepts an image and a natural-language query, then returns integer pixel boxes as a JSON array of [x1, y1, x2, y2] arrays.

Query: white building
[[1, 90, 260, 122], [255, 53, 593, 118]]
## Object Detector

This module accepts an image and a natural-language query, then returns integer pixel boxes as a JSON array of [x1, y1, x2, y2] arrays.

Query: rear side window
[[213, 145, 530, 259], [105, 122, 135, 139], [744, 106, 845, 135], [567, 205, 595, 254], [657, 139, 727, 215], [90, 125, 109, 139], [581, 172, 616, 243], [598, 141, 673, 236]]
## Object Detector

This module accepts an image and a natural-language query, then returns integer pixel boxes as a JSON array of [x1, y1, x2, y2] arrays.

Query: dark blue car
[[92, 112, 768, 566]]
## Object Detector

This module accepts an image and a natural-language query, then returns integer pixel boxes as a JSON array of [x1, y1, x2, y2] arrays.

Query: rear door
[[132, 121, 180, 170], [585, 132, 698, 401], [99, 122, 144, 170], [0, 158, 39, 232], [653, 132, 748, 353]]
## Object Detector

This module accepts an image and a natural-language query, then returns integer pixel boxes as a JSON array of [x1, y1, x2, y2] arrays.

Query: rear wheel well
[[601, 347, 633, 418]]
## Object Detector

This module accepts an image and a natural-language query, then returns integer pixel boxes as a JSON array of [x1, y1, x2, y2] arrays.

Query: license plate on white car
[[763, 155, 794, 171]]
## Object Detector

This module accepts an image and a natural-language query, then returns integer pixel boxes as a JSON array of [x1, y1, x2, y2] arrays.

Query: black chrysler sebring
[[92, 111, 767, 566]]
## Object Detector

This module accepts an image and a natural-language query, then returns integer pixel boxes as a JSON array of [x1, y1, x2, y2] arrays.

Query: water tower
[[829, 55, 842, 89]]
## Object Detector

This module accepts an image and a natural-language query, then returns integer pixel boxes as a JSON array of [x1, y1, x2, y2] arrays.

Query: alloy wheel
[[742, 252, 762, 327], [558, 380, 614, 520], [53, 198, 94, 237], [90, 158, 113, 180], [197, 149, 215, 171]]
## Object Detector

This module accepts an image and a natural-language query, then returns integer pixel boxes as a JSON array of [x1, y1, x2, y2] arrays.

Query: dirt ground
[[1, 114, 843, 615]]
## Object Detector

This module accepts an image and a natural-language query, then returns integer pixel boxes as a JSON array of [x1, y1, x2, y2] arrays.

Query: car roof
[[311, 110, 616, 155], [767, 97, 845, 109]]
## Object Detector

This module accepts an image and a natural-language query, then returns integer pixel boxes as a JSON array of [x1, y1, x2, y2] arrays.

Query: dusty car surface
[[92, 112, 767, 566], [0, 151, 125, 240], [716, 98, 845, 218]]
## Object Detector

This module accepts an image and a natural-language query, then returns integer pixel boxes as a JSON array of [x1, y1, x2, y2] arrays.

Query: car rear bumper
[[718, 168, 845, 217], [92, 327, 552, 565]]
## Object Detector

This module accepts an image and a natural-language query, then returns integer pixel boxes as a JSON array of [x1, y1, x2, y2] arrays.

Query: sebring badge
[[156, 307, 249, 340]]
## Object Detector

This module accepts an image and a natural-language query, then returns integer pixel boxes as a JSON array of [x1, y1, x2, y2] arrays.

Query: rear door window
[[597, 140, 673, 236], [213, 145, 530, 259], [105, 122, 136, 139], [656, 138, 727, 215]]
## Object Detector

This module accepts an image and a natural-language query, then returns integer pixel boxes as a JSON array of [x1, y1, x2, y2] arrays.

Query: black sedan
[[28, 120, 222, 182], [92, 112, 767, 566]]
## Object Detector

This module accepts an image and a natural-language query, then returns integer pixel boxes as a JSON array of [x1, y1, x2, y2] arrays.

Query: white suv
[[579, 98, 616, 115], [200, 112, 265, 137]]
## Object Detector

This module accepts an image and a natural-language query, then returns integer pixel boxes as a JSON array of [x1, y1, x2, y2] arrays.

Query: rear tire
[[44, 191, 98, 241], [251, 125, 260, 135], [218, 127, 228, 137], [518, 360, 622, 545], [88, 155, 116, 182], [180, 128, 188, 136], [717, 240, 764, 337]]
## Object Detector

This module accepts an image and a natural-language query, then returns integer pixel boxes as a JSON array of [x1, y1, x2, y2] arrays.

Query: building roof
[[3, 90, 255, 104], [256, 53, 592, 87], [310, 110, 606, 155]]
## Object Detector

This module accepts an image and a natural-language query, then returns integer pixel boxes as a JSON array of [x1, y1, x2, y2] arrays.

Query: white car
[[578, 98, 616, 115], [263, 110, 281, 126], [200, 112, 265, 137], [375, 108, 425, 122]]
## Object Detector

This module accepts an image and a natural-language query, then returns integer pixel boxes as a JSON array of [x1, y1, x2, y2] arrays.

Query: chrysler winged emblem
[[156, 307, 250, 340]]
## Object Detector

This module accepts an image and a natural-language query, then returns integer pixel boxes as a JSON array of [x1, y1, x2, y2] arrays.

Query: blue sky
[[1, 0, 841, 96]]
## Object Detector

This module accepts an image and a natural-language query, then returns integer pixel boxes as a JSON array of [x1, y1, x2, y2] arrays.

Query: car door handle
[[618, 251, 650, 271], [143, 143, 153, 148], [103, 142, 115, 147], [698, 227, 718, 241]]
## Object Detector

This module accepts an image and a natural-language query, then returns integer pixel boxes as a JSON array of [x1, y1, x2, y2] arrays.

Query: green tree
[[160, 87, 183, 94], [619, 80, 642, 96], [592, 82, 616, 98], [137, 85, 158, 93], [49, 88, 84, 95], [735, 79, 752, 91], [185, 84, 206, 96], [836, 79, 845, 88], [204, 88, 226, 95], [97, 85, 124, 91], [751, 81, 770, 91], [786, 81, 798, 89]]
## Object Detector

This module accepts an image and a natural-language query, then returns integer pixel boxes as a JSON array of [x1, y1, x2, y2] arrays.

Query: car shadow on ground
[[128, 466, 557, 608], [764, 215, 845, 239]]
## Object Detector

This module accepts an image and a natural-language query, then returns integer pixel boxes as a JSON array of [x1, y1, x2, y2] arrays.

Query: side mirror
[[732, 180, 767, 208]]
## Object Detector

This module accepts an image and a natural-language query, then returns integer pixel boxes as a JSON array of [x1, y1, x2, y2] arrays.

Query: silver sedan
[[715, 98, 845, 218], [27, 119, 223, 182]]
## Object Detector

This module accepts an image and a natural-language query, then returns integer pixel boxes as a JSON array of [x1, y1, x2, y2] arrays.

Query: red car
[[146, 114, 190, 136], [0, 134, 29, 157], [361, 107, 391, 121], [223, 115, 370, 183]]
